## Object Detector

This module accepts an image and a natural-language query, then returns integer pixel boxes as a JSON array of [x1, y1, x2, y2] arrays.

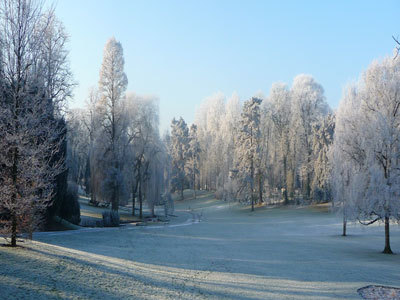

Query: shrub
[[102, 210, 120, 227], [215, 188, 224, 200]]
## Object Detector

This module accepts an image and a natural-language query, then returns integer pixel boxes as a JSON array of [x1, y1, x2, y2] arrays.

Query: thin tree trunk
[[258, 174, 263, 204], [111, 188, 118, 211], [180, 181, 184, 200], [342, 214, 347, 237], [193, 172, 196, 199], [139, 179, 143, 219], [383, 216, 393, 254], [11, 215, 17, 247], [132, 180, 138, 216], [283, 156, 288, 205], [11, 147, 18, 247], [251, 159, 254, 212]]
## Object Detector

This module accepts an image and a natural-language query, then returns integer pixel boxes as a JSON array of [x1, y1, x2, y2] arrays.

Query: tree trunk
[[132, 180, 138, 216], [11, 215, 17, 247], [139, 179, 143, 219], [383, 216, 393, 254], [251, 157, 254, 212], [111, 161, 120, 211], [342, 214, 347, 237], [193, 172, 196, 199], [283, 156, 288, 205], [11, 146, 18, 247], [180, 182, 184, 200], [258, 174, 263, 204], [111, 179, 119, 211]]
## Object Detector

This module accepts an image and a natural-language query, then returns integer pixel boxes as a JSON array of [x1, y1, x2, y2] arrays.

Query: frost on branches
[[235, 97, 262, 211], [331, 56, 400, 254], [0, 0, 68, 246], [169, 117, 189, 200]]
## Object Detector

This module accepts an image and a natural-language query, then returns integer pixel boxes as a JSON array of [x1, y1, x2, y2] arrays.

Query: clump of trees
[[0, 0, 75, 246], [66, 39, 169, 219], [169, 60, 399, 253], [170, 75, 332, 209]]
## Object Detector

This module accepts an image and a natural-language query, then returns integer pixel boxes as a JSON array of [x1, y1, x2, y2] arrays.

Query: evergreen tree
[[170, 117, 189, 200], [235, 97, 262, 211]]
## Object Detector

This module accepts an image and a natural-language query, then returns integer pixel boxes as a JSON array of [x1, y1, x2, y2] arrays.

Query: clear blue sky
[[52, 0, 399, 132]]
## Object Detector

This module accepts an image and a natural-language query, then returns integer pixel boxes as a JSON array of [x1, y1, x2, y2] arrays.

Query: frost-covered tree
[[66, 108, 89, 185], [332, 57, 400, 253], [194, 93, 226, 191], [0, 0, 69, 246], [311, 114, 335, 202], [268, 83, 292, 203], [235, 97, 262, 211], [97, 37, 128, 211], [83, 88, 102, 202], [37, 10, 74, 113], [186, 124, 201, 198], [290, 75, 329, 202], [125, 93, 160, 218], [220, 93, 241, 199], [170, 117, 189, 200]]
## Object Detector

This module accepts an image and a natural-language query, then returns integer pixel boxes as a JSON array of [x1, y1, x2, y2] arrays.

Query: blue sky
[[52, 0, 399, 132]]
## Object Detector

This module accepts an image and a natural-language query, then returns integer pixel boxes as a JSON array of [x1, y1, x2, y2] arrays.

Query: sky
[[51, 0, 399, 132]]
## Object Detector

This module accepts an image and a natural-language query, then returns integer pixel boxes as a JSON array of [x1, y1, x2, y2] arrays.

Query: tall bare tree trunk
[[342, 214, 347, 237], [283, 156, 288, 205], [139, 179, 143, 219], [11, 215, 17, 247], [251, 159, 254, 212], [132, 180, 138, 216], [180, 181, 184, 200], [193, 172, 196, 199], [258, 174, 263, 204], [383, 217, 393, 254], [11, 141, 19, 247]]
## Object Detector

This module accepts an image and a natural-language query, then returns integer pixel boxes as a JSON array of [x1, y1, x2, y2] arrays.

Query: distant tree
[[235, 97, 262, 211], [311, 114, 335, 202], [290, 74, 329, 202], [186, 124, 201, 198], [170, 117, 189, 200], [125, 94, 159, 218], [194, 93, 226, 191], [97, 37, 128, 211], [269, 83, 291, 204]]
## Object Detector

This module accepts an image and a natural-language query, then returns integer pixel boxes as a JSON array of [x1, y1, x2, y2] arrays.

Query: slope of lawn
[[1, 192, 399, 299]]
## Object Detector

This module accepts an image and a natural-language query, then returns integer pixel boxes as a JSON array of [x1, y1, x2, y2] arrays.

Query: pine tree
[[235, 97, 262, 211], [97, 37, 128, 211], [170, 117, 189, 200], [187, 124, 201, 198]]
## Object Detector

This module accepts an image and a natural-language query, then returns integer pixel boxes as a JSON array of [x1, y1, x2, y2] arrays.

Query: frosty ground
[[1, 194, 399, 300]]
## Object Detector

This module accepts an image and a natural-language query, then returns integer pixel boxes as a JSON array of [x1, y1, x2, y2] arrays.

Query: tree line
[[170, 60, 400, 254], [169, 75, 333, 208]]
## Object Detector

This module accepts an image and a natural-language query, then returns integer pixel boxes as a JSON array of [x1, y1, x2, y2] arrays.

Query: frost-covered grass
[[1, 194, 399, 299]]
